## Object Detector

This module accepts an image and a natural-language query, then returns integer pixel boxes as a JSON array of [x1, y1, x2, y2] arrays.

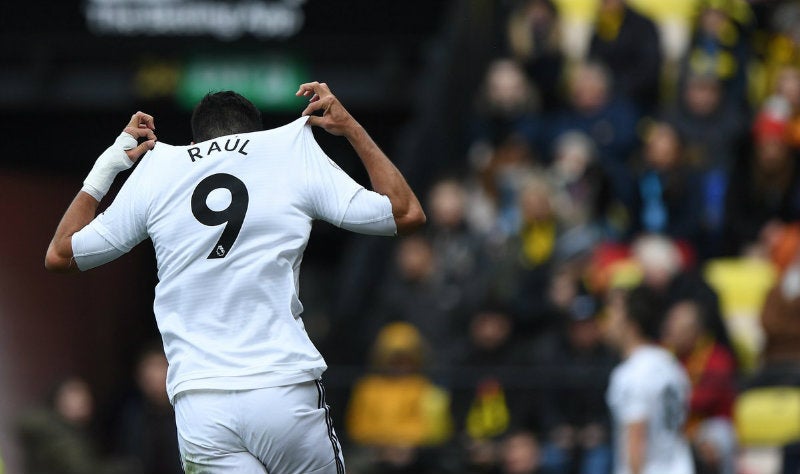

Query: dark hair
[[191, 91, 263, 143], [625, 285, 665, 341]]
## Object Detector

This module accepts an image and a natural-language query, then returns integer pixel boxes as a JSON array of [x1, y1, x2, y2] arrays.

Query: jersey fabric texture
[[72, 117, 393, 402], [606, 345, 695, 474]]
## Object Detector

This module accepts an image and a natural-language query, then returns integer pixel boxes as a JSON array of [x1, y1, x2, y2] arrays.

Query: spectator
[[466, 134, 538, 239], [346, 322, 451, 468], [753, 247, 800, 386], [462, 436, 503, 474], [547, 131, 617, 236], [663, 71, 747, 246], [371, 235, 466, 366], [115, 346, 180, 474], [507, 0, 565, 112], [665, 71, 746, 175], [723, 105, 800, 255], [426, 178, 488, 313], [500, 430, 554, 474], [631, 234, 733, 354], [452, 304, 538, 442], [589, 0, 663, 111], [486, 175, 562, 332], [662, 300, 737, 474], [535, 291, 615, 474], [549, 61, 640, 210], [469, 59, 541, 162], [634, 121, 703, 243], [683, 0, 752, 109], [17, 377, 133, 474]]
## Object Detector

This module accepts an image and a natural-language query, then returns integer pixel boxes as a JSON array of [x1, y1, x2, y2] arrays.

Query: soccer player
[[44, 82, 426, 473], [605, 286, 694, 474]]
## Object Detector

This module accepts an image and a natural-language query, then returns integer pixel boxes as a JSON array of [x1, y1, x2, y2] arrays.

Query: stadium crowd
[[335, 0, 800, 472], [12, 0, 800, 473]]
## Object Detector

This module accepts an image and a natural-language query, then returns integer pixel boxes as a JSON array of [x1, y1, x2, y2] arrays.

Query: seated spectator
[[114, 345, 180, 474], [665, 71, 746, 175], [634, 121, 703, 244], [451, 304, 542, 451], [500, 430, 555, 474], [662, 299, 737, 474], [507, 0, 565, 112], [548, 61, 640, 210], [346, 322, 452, 451], [663, 71, 747, 246], [589, 0, 662, 111], [753, 247, 800, 386], [371, 235, 468, 366], [426, 178, 488, 308], [534, 290, 615, 474], [723, 107, 800, 255], [466, 134, 538, 239], [547, 131, 617, 236], [17, 376, 133, 474], [469, 59, 542, 164], [764, 66, 800, 149], [486, 175, 563, 332], [682, 0, 753, 109], [631, 234, 733, 354]]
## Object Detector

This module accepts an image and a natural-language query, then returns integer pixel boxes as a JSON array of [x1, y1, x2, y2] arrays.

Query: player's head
[[623, 285, 664, 342], [191, 91, 263, 143], [606, 285, 664, 349]]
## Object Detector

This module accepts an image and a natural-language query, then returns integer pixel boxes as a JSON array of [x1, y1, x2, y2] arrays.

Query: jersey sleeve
[[300, 121, 365, 226], [71, 156, 151, 270], [616, 373, 651, 423], [340, 189, 397, 236]]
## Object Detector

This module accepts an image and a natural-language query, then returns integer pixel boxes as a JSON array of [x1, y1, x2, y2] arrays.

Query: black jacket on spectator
[[723, 148, 800, 254], [589, 5, 662, 111]]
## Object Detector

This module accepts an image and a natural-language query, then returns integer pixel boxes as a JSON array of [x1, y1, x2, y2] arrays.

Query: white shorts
[[174, 379, 345, 474]]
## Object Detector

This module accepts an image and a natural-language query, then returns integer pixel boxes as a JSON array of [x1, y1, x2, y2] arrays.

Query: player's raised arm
[[45, 112, 156, 273], [296, 82, 426, 235]]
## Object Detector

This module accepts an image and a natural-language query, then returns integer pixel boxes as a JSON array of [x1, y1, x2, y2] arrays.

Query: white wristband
[[81, 132, 137, 201]]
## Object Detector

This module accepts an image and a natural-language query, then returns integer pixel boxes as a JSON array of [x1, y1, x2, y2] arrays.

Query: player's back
[[118, 116, 358, 401]]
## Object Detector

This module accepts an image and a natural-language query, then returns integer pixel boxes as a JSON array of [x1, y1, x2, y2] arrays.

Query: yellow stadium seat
[[735, 386, 800, 446]]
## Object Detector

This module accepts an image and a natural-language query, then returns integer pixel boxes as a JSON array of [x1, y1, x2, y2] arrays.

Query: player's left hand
[[122, 111, 157, 162], [296, 82, 359, 137]]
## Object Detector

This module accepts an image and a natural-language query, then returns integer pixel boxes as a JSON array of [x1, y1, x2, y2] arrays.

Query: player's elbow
[[44, 246, 75, 273], [395, 206, 426, 235]]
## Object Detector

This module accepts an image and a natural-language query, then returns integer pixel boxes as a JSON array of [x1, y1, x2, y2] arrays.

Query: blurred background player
[[605, 286, 694, 474]]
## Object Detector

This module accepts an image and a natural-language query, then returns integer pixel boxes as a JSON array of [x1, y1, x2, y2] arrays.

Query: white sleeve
[[72, 224, 127, 270], [301, 122, 364, 225], [340, 189, 397, 236], [617, 378, 650, 423], [70, 157, 151, 270]]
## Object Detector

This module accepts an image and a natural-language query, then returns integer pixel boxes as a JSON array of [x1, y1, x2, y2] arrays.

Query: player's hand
[[296, 82, 359, 137], [123, 111, 157, 162]]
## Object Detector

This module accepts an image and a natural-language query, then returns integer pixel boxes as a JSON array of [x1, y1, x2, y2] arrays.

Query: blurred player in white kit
[[45, 82, 426, 473], [605, 286, 695, 474]]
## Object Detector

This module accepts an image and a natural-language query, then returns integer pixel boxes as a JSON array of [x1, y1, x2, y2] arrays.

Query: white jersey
[[607, 345, 694, 474], [72, 117, 394, 401]]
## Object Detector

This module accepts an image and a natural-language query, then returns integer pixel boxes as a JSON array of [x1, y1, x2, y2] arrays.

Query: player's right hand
[[296, 82, 359, 137], [123, 111, 157, 162]]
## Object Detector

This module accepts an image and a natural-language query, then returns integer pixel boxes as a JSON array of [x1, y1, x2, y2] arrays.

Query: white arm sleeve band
[[71, 223, 127, 271], [339, 189, 397, 236]]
